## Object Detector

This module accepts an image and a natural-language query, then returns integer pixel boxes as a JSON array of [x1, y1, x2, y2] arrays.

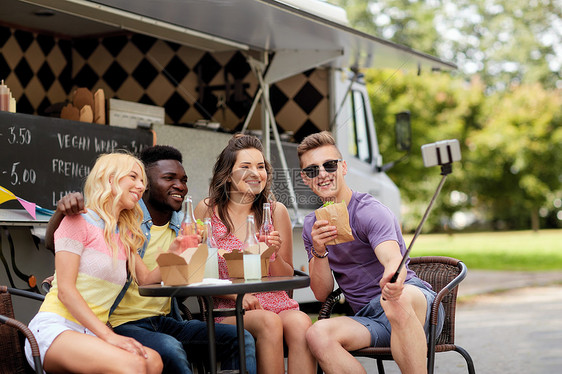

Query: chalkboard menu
[[0, 112, 155, 210]]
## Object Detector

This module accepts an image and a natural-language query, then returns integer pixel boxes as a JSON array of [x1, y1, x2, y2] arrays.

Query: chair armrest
[[41, 276, 54, 294], [196, 296, 238, 321], [0, 314, 43, 374], [445, 261, 467, 292], [430, 260, 467, 327], [5, 287, 44, 302], [318, 288, 343, 320], [175, 297, 194, 321]]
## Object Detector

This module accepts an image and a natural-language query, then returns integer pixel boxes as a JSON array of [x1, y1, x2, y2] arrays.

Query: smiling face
[[115, 162, 146, 213], [300, 145, 348, 202], [228, 148, 267, 198], [144, 159, 188, 214]]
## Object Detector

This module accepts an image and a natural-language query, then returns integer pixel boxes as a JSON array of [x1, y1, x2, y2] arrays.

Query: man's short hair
[[140, 145, 182, 167], [297, 131, 341, 163]]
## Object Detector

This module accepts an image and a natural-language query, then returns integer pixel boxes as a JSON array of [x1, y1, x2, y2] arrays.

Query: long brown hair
[[207, 134, 274, 235]]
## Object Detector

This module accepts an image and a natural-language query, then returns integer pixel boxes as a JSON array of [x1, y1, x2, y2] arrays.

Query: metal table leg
[[204, 296, 217, 374], [235, 294, 246, 374]]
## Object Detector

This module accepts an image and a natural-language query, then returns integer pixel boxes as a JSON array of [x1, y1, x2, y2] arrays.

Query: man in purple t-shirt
[[298, 131, 443, 374]]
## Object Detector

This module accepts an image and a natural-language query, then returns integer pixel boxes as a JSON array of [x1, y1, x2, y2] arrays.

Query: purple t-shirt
[[303, 191, 423, 313]]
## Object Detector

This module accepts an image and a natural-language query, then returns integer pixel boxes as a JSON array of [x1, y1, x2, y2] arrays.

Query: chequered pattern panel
[[1, 25, 328, 140], [0, 25, 72, 115], [272, 68, 329, 141], [70, 34, 259, 131]]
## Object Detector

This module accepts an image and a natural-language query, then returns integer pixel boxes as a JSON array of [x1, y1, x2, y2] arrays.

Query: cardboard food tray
[[157, 244, 208, 286], [220, 243, 275, 278]]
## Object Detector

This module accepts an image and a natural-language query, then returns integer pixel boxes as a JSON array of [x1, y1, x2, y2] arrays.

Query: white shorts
[[24, 312, 96, 372]]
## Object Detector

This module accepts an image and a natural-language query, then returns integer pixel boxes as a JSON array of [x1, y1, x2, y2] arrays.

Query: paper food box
[[219, 243, 275, 279], [157, 244, 208, 286]]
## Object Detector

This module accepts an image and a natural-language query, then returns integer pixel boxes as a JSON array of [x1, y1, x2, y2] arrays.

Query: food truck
[[0, 0, 455, 312]]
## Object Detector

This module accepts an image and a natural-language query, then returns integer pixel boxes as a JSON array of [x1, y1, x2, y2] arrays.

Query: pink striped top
[[40, 211, 129, 325]]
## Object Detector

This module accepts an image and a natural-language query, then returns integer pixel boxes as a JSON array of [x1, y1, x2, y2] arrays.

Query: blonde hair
[[83, 152, 146, 280]]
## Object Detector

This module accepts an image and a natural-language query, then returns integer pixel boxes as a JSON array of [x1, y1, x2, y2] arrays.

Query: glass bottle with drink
[[180, 196, 198, 249], [258, 202, 274, 245], [242, 214, 261, 280], [203, 217, 219, 279]]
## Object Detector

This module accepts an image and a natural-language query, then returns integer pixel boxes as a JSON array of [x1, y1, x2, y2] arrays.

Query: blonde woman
[[24, 153, 178, 373]]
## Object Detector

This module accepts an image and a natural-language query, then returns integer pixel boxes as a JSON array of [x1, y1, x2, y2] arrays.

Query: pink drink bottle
[[180, 196, 198, 249], [258, 202, 273, 244]]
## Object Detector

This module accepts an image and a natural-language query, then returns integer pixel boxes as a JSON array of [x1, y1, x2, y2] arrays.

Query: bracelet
[[311, 246, 329, 259]]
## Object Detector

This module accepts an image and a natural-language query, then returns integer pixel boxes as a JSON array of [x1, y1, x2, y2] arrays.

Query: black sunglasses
[[302, 159, 343, 178]]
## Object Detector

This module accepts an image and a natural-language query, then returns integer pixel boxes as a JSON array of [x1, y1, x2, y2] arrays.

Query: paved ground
[[356, 270, 562, 373], [457, 270, 562, 299]]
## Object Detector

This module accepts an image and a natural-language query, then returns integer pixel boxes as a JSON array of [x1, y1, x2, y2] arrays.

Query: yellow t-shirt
[[109, 223, 175, 327]]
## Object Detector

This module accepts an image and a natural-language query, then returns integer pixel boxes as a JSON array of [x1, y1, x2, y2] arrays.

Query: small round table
[[139, 272, 310, 374]]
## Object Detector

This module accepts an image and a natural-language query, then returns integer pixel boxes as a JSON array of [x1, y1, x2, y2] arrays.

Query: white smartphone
[[421, 139, 461, 167]]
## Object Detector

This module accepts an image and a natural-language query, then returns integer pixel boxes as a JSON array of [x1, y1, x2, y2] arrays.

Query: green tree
[[467, 84, 562, 230], [332, 0, 562, 90], [366, 69, 487, 232], [368, 70, 562, 232], [333, 0, 562, 231]]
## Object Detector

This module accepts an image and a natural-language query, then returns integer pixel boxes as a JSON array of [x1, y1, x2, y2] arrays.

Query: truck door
[[334, 79, 401, 219]]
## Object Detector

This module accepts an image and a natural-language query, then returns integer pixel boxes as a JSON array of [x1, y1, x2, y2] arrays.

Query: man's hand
[[307, 220, 337, 301], [374, 240, 406, 302], [57, 192, 86, 215], [310, 219, 337, 255], [45, 192, 86, 252], [380, 268, 406, 302]]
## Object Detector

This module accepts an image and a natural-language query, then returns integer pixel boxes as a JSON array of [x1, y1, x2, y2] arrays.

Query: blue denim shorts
[[350, 277, 445, 347]]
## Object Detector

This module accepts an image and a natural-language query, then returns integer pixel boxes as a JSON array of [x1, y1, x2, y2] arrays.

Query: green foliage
[[333, 0, 441, 54], [366, 69, 487, 231], [467, 84, 562, 229], [368, 69, 562, 231], [332, 0, 562, 90], [458, 0, 562, 90], [333, 0, 562, 231]]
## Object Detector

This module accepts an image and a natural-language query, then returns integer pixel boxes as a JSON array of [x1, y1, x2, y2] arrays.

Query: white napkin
[[187, 278, 233, 287]]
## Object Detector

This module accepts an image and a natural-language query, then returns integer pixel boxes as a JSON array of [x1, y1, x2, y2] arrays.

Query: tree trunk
[[531, 209, 540, 232]]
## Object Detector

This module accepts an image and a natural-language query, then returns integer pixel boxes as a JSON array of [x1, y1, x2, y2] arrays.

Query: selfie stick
[[389, 139, 461, 283]]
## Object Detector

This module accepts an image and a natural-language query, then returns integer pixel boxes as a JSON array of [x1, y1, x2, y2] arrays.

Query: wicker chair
[[317, 256, 475, 374], [0, 285, 44, 374]]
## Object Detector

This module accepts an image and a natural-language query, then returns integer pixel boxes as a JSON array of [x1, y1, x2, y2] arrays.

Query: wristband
[[311, 246, 329, 259]]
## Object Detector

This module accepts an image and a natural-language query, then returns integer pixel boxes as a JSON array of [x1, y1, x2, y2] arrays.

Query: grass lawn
[[403, 229, 562, 271]]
